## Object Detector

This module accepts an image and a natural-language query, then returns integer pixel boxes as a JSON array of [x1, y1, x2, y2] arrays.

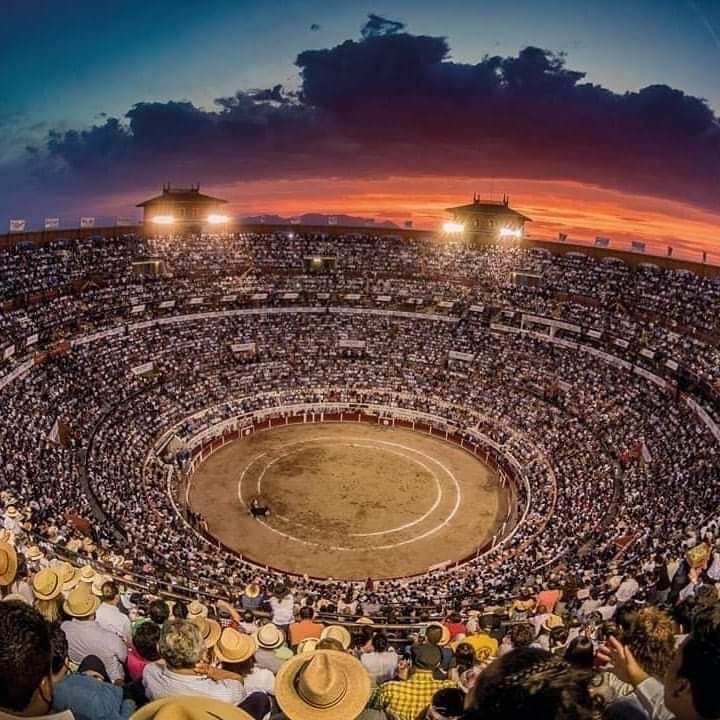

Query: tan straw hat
[[215, 628, 257, 663], [130, 696, 253, 720], [255, 623, 285, 650], [320, 624, 351, 650], [25, 545, 44, 562], [4, 506, 20, 519], [244, 583, 260, 599], [63, 586, 100, 618], [91, 575, 110, 597], [53, 562, 80, 591], [193, 618, 222, 649], [188, 600, 208, 619], [0, 542, 17, 586], [32, 568, 63, 600], [275, 650, 371, 720], [296, 637, 320, 655], [79, 565, 98, 584]]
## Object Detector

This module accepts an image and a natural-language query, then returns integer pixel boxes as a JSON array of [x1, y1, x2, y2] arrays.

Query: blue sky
[[2, 0, 719, 163]]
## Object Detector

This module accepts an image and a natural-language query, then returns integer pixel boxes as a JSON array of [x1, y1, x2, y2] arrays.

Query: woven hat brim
[[275, 650, 371, 720]]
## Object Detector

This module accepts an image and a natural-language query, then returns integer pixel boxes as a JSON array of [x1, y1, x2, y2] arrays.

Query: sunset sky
[[2, 0, 719, 258]]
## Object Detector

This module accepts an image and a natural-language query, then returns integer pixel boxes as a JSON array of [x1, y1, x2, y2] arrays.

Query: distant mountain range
[[241, 213, 398, 228]]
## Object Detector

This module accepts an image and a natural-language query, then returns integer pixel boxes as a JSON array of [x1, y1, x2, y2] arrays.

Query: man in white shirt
[[95, 581, 132, 646], [616, 575, 640, 604], [60, 588, 127, 683], [143, 619, 246, 706]]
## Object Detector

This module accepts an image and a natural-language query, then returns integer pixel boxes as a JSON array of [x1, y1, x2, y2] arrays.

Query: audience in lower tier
[[2, 556, 720, 719]]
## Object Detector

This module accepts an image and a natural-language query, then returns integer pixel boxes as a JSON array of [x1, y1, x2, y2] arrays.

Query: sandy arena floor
[[188, 423, 510, 580]]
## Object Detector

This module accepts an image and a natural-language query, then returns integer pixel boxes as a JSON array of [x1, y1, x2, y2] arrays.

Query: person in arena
[[249, 497, 269, 519]]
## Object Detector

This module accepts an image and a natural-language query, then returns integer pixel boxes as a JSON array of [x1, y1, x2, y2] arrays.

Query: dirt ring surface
[[188, 423, 511, 580]]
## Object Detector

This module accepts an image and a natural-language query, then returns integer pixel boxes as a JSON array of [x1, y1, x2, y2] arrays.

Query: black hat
[[411, 643, 442, 669]]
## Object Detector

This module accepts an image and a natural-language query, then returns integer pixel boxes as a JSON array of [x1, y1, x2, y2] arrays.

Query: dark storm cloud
[[32, 15, 720, 210]]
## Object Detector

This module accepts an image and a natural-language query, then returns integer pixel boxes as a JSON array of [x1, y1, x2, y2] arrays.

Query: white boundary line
[[231, 433, 464, 552], [244, 440, 443, 536]]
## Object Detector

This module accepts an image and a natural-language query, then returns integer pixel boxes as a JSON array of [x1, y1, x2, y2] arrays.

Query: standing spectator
[[269, 583, 294, 635]]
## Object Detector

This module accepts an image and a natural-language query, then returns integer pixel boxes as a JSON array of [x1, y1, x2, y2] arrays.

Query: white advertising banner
[[686, 397, 720, 442], [188, 297, 204, 305], [130, 304, 146, 314], [26, 333, 39, 347], [339, 340, 366, 349], [80, 217, 95, 228], [9, 219, 26, 232], [449, 350, 474, 361], [159, 300, 176, 309], [44, 217, 60, 230], [231, 342, 256, 353], [71, 326, 125, 347], [131, 361, 154, 376], [3, 345, 15, 360]]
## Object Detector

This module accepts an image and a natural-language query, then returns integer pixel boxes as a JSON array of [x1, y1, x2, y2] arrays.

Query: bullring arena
[[188, 421, 512, 579]]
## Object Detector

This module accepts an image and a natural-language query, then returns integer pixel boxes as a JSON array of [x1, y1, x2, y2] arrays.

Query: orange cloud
[[206, 175, 720, 262]]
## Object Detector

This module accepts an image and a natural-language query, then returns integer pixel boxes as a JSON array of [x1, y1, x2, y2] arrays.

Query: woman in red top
[[126, 621, 161, 682]]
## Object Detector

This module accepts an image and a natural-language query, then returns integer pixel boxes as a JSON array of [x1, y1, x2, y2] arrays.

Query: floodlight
[[207, 214, 230, 224], [442, 221, 464, 233], [499, 227, 523, 238], [151, 215, 175, 225]]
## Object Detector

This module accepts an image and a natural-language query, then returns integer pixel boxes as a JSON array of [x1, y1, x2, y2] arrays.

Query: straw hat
[[255, 623, 285, 650], [65, 538, 82, 553], [131, 696, 253, 720], [79, 565, 98, 584], [193, 618, 222, 649], [32, 568, 63, 600], [53, 562, 80, 591], [276, 650, 371, 720], [356, 617, 375, 626], [188, 600, 208, 619], [81, 536, 97, 552], [4, 506, 20, 519], [296, 637, 320, 655], [244, 583, 260, 599], [63, 586, 100, 618], [91, 575, 110, 597], [542, 614, 565, 633], [215, 628, 257, 663], [25, 546, 44, 562], [0, 542, 17, 586], [319, 625, 351, 651]]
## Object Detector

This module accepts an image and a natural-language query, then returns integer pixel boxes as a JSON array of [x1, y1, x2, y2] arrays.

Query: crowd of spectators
[[1, 231, 720, 718]]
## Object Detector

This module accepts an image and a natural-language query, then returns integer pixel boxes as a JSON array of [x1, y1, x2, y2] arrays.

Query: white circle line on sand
[[251, 442, 442, 536], [234, 434, 463, 551]]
